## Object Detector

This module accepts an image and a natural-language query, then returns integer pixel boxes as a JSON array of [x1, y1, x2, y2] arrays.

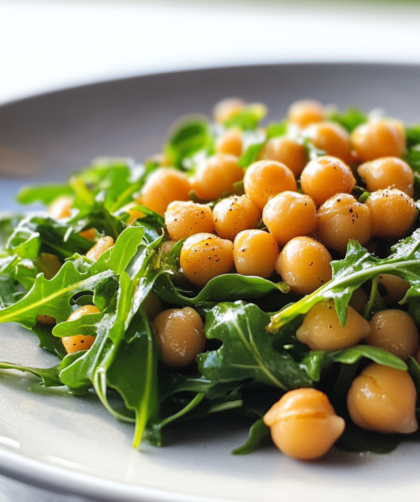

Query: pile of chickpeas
[[45, 98, 420, 461]]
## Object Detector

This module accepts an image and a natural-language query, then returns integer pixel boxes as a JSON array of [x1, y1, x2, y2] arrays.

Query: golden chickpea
[[358, 157, 414, 197], [349, 288, 369, 313], [165, 201, 214, 242], [264, 388, 345, 460], [142, 291, 162, 321], [153, 307, 205, 368], [304, 122, 354, 165], [276, 237, 332, 295], [300, 156, 355, 207], [213, 195, 260, 241], [244, 161, 297, 210], [365, 189, 417, 240], [180, 233, 234, 287], [287, 99, 325, 128], [213, 98, 246, 124], [48, 196, 72, 219], [258, 137, 308, 177], [351, 119, 405, 162], [215, 128, 243, 157], [86, 236, 115, 261], [141, 168, 191, 215], [316, 194, 372, 255], [193, 154, 244, 201], [79, 228, 96, 241], [233, 229, 279, 279], [378, 274, 410, 305], [366, 310, 419, 360], [347, 364, 417, 434], [296, 300, 370, 351], [262, 191, 317, 247], [37, 315, 56, 325], [62, 305, 99, 354]]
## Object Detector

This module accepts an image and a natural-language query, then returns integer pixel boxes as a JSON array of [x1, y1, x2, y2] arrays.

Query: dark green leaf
[[232, 418, 270, 455], [406, 126, 420, 149], [327, 106, 367, 132]]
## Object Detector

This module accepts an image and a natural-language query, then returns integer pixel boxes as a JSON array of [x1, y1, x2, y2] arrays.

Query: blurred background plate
[[0, 64, 420, 501]]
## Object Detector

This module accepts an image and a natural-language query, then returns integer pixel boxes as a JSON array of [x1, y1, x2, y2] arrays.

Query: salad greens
[[1, 104, 420, 458]]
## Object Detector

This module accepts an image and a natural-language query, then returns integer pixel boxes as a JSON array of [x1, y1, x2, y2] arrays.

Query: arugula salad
[[1, 97, 420, 460]]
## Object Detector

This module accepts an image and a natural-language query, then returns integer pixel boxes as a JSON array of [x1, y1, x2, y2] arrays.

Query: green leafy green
[[17, 185, 74, 206], [232, 418, 270, 455], [327, 106, 367, 132], [223, 103, 267, 131]]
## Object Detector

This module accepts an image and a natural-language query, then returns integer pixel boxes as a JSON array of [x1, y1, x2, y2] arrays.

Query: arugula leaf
[[237, 123, 287, 168], [232, 418, 270, 455], [17, 185, 74, 206], [237, 141, 265, 168], [198, 302, 313, 390], [223, 104, 267, 131], [0, 361, 62, 387], [327, 106, 367, 132], [164, 117, 214, 169], [268, 233, 420, 331], [406, 125, 420, 149]]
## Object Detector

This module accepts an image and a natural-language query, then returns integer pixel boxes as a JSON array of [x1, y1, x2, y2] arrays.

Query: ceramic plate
[[1, 64, 420, 502]]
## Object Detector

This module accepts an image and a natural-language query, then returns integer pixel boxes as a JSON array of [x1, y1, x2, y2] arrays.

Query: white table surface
[[1, 0, 420, 500]]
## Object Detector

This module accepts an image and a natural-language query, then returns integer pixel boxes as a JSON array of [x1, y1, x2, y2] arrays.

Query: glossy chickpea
[[142, 291, 162, 321], [233, 229, 279, 279], [378, 274, 410, 305], [86, 236, 115, 261], [276, 237, 332, 295], [141, 168, 190, 215], [258, 137, 308, 177], [262, 191, 317, 247], [165, 201, 214, 241], [296, 300, 370, 351], [193, 154, 244, 201], [213, 195, 260, 241], [365, 189, 417, 240], [316, 194, 372, 255], [366, 310, 419, 360], [180, 233, 234, 287], [349, 288, 369, 313], [347, 364, 418, 434], [213, 98, 246, 124], [358, 157, 414, 196], [264, 388, 345, 460], [62, 305, 99, 354], [304, 122, 354, 165], [37, 314, 56, 325], [300, 156, 355, 206], [287, 100, 325, 128], [153, 307, 205, 368], [351, 119, 405, 162], [215, 128, 243, 157], [48, 196, 72, 219], [244, 160, 297, 210]]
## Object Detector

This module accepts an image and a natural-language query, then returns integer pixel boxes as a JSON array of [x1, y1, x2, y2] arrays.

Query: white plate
[[1, 64, 420, 501]]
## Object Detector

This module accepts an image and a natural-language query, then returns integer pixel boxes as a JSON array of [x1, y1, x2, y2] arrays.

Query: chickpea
[[153, 307, 205, 368], [258, 137, 307, 177], [48, 196, 72, 219], [37, 315, 56, 325], [180, 233, 234, 287], [300, 156, 355, 207], [62, 305, 99, 354], [276, 237, 332, 295], [365, 188, 417, 240], [352, 119, 406, 162], [142, 291, 162, 321], [304, 122, 354, 165], [262, 191, 317, 247], [160, 240, 176, 256], [316, 194, 372, 255], [358, 157, 414, 197], [215, 128, 243, 157], [233, 229, 279, 279], [287, 99, 325, 128], [213, 195, 260, 241], [193, 154, 244, 201], [296, 300, 370, 351], [86, 236, 115, 261], [244, 161, 297, 210], [349, 288, 369, 313], [79, 228, 96, 241], [165, 201, 214, 241], [141, 168, 190, 215], [36, 253, 61, 279], [366, 310, 419, 360], [213, 98, 246, 124], [378, 274, 410, 305], [264, 388, 345, 460], [347, 363, 417, 434]]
